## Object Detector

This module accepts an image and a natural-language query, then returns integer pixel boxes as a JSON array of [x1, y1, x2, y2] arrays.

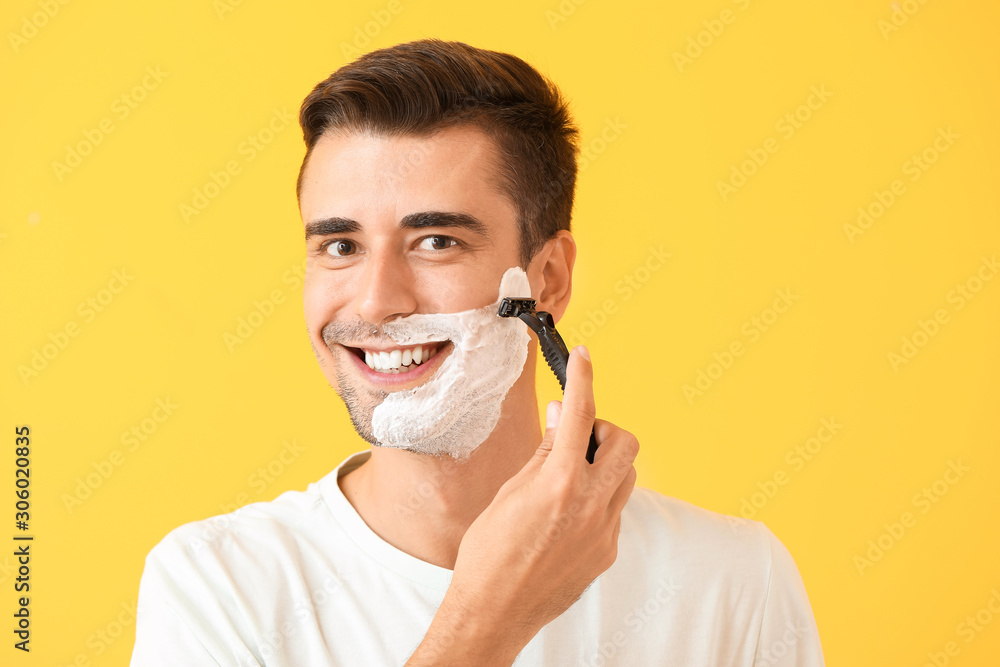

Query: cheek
[[421, 265, 509, 310], [302, 277, 344, 389], [303, 272, 342, 333]]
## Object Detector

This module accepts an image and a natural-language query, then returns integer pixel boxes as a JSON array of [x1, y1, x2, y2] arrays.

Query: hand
[[426, 346, 640, 663]]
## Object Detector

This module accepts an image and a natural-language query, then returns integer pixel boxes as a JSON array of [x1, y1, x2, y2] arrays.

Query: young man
[[131, 39, 825, 666]]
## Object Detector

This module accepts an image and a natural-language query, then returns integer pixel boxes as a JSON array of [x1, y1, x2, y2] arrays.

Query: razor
[[498, 297, 600, 464]]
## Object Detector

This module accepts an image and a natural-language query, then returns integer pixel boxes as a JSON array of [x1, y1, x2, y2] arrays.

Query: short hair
[[296, 39, 580, 268]]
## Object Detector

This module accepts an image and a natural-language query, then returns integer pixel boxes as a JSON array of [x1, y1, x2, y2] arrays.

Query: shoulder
[[620, 486, 785, 582], [623, 486, 771, 550], [132, 488, 334, 665], [614, 487, 818, 630], [143, 483, 332, 584], [609, 493, 824, 662]]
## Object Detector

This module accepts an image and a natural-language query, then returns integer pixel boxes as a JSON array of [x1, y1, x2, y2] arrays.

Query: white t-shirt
[[131, 450, 825, 666]]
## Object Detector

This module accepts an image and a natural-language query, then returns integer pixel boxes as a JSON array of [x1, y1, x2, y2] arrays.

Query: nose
[[355, 246, 418, 326]]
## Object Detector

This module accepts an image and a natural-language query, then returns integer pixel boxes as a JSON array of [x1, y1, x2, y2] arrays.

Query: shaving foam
[[370, 267, 532, 459]]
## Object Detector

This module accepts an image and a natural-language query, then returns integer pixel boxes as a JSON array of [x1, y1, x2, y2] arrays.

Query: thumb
[[533, 401, 562, 461]]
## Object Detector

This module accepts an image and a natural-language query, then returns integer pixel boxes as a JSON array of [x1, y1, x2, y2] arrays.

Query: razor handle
[[498, 299, 600, 464]]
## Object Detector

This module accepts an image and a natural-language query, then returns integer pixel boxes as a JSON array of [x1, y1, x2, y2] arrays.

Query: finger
[[551, 346, 596, 466], [590, 419, 616, 464], [589, 425, 639, 506], [606, 463, 637, 520], [532, 401, 562, 461], [591, 419, 638, 468]]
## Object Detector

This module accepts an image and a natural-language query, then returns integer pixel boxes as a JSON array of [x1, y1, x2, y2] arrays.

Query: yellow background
[[3, 0, 999, 664]]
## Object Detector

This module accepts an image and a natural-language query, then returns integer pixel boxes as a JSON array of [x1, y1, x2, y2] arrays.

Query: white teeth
[[361, 343, 442, 373]]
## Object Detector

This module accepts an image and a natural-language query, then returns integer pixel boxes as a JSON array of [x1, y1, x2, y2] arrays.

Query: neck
[[338, 365, 542, 570]]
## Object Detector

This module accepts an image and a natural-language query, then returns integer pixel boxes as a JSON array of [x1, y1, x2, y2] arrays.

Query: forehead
[[298, 125, 517, 233]]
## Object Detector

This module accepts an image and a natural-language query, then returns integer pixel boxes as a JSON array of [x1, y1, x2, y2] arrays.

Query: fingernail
[[546, 401, 560, 427], [576, 345, 591, 361]]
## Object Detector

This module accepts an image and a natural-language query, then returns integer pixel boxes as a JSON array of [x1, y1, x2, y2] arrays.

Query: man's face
[[298, 125, 527, 444]]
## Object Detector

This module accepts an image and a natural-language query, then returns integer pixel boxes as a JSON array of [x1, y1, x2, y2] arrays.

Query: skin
[[298, 124, 576, 570]]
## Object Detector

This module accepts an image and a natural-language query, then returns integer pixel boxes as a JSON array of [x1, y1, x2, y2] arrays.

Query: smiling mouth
[[346, 342, 448, 374]]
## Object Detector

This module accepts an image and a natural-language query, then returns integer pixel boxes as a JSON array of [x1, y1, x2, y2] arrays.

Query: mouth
[[339, 339, 454, 389], [346, 341, 448, 374]]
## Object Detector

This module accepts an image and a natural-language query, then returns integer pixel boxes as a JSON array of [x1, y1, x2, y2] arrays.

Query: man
[[131, 39, 825, 666]]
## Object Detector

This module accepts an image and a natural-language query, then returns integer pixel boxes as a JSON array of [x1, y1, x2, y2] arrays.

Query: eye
[[419, 235, 459, 251], [323, 240, 357, 257]]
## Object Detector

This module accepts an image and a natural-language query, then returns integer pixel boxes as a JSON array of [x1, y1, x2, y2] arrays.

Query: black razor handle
[[498, 298, 600, 464], [534, 317, 599, 464], [535, 311, 570, 389]]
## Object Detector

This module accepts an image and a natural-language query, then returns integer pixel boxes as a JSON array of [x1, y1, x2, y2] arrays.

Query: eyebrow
[[305, 211, 491, 242]]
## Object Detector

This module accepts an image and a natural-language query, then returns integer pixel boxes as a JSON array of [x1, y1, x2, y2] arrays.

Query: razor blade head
[[497, 297, 537, 318]]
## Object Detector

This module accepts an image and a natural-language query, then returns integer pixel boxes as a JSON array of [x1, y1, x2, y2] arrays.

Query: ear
[[527, 230, 575, 323]]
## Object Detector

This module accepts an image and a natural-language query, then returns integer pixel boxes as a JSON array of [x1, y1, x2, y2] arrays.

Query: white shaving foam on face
[[370, 267, 532, 460]]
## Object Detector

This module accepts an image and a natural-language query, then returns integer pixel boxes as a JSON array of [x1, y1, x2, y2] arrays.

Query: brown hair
[[296, 39, 579, 268]]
